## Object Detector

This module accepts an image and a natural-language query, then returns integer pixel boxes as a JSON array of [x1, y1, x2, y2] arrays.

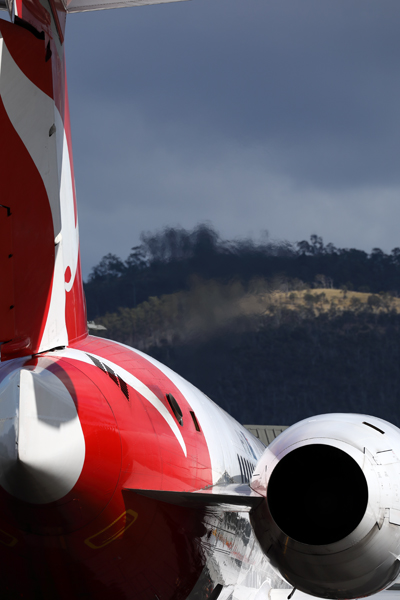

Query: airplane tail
[[0, 15, 87, 361], [0, 0, 190, 362]]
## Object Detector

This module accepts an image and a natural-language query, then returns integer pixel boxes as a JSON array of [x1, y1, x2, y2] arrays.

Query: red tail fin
[[0, 17, 87, 360], [0, 0, 187, 360]]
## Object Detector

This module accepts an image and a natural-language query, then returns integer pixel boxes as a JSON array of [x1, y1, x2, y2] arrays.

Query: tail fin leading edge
[[0, 0, 190, 361], [0, 18, 87, 360]]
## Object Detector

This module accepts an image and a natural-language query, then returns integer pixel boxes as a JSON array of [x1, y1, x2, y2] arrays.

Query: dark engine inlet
[[267, 444, 368, 545]]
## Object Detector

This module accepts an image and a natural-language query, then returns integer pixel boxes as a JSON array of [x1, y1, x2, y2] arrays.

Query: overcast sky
[[11, 1, 400, 277]]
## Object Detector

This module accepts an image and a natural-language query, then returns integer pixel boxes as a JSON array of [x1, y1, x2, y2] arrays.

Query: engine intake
[[267, 444, 368, 545], [250, 414, 400, 599]]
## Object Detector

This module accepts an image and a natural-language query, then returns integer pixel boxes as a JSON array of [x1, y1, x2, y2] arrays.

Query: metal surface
[[3, 0, 400, 598], [244, 425, 289, 446], [129, 483, 264, 511], [66, 0, 187, 13], [0, 337, 281, 597], [250, 414, 400, 599]]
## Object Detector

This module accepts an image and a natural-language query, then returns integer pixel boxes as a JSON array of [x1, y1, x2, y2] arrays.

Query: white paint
[[130, 345, 264, 484], [66, 0, 186, 14], [38, 242, 68, 352], [104, 340, 265, 484], [390, 509, 400, 527], [252, 414, 400, 598], [39, 125, 80, 349], [50, 348, 187, 457], [0, 369, 20, 470], [0, 37, 61, 234], [0, 366, 85, 504], [56, 111, 80, 293], [0, 35, 81, 351]]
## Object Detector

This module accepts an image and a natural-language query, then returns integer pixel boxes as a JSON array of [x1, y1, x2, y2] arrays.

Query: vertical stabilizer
[[0, 8, 87, 360]]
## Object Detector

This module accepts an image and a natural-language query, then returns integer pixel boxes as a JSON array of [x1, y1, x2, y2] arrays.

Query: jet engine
[[249, 414, 400, 599]]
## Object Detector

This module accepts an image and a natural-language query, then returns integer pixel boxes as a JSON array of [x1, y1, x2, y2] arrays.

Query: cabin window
[[237, 455, 255, 483], [166, 393, 183, 426], [190, 411, 201, 432]]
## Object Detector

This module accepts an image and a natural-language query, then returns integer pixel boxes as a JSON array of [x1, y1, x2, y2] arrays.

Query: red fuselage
[[0, 336, 217, 599]]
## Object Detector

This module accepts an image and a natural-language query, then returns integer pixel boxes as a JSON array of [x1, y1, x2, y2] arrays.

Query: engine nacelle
[[250, 414, 400, 599]]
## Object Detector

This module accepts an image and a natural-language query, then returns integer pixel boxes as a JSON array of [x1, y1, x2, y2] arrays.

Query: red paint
[[64, 266, 72, 283], [0, 358, 121, 536], [0, 9, 215, 600], [0, 20, 53, 100], [73, 336, 213, 493], [0, 207, 15, 342], [18, 0, 52, 29], [14, 0, 67, 116], [0, 338, 213, 598], [48, 0, 64, 43], [0, 93, 54, 360], [0, 20, 87, 360], [65, 251, 88, 345]]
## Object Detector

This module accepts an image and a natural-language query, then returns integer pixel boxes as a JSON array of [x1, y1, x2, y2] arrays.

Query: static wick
[[288, 588, 296, 599]]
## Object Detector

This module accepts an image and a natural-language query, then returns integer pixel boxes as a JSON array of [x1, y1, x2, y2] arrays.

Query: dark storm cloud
[[67, 0, 400, 187], [63, 0, 400, 275]]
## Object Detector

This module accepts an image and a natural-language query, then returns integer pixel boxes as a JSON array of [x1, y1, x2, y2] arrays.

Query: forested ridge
[[85, 225, 400, 427], [85, 224, 400, 319]]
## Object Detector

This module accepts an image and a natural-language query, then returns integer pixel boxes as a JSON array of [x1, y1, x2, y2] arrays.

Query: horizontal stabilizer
[[124, 483, 264, 512], [244, 424, 288, 446], [67, 0, 186, 12], [270, 589, 400, 600], [0, 0, 186, 14]]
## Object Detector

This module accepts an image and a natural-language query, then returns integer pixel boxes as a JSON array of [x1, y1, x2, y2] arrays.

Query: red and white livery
[[1, 0, 400, 598]]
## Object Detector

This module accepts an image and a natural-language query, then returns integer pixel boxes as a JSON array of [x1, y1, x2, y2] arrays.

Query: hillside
[[92, 282, 400, 428], [84, 225, 400, 319], [95, 281, 400, 349]]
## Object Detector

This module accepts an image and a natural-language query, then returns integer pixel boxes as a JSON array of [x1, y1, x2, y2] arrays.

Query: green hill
[[84, 225, 400, 319], [92, 280, 400, 428]]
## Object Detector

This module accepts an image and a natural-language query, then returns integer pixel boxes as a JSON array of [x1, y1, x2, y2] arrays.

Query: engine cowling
[[250, 414, 400, 599]]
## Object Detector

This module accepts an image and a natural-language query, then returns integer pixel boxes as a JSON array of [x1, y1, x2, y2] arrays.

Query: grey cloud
[[68, 0, 400, 181], [64, 0, 400, 275], [75, 101, 400, 277]]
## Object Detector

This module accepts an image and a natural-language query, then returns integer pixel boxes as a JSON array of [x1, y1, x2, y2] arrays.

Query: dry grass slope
[[95, 280, 400, 350]]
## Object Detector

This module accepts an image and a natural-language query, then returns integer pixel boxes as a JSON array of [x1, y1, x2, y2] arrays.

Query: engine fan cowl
[[250, 414, 400, 599]]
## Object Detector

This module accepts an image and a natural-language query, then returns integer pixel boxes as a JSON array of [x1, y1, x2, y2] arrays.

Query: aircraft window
[[237, 456, 255, 483], [118, 376, 129, 401], [86, 354, 129, 401], [237, 455, 244, 483], [104, 363, 119, 385], [247, 459, 253, 481], [190, 411, 201, 432], [363, 421, 385, 434], [243, 458, 249, 482], [238, 456, 255, 483], [87, 353, 106, 373], [166, 393, 183, 426]]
